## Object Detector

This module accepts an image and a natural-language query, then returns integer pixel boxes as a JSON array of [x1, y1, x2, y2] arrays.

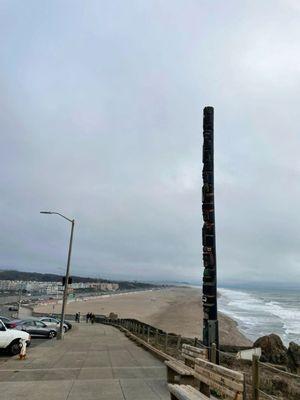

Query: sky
[[0, 1, 300, 286]]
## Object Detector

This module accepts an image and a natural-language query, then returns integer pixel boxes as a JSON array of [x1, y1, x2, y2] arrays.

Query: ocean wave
[[218, 288, 300, 344]]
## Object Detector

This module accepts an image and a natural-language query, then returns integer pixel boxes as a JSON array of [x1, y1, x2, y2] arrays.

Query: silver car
[[39, 317, 68, 333], [14, 319, 57, 339]]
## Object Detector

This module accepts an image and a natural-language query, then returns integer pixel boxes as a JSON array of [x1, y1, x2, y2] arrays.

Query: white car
[[39, 317, 68, 333], [0, 318, 31, 355]]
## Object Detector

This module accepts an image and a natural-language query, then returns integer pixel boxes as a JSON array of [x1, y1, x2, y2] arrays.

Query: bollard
[[19, 339, 27, 360], [252, 355, 259, 400]]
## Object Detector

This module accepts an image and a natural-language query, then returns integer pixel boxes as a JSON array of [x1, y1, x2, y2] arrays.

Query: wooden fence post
[[252, 355, 259, 400], [211, 343, 217, 364], [176, 335, 182, 353], [147, 326, 150, 343], [155, 329, 158, 346], [164, 333, 168, 353]]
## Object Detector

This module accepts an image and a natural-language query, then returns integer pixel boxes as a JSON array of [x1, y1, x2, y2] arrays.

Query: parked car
[[9, 319, 57, 339], [49, 315, 72, 330], [60, 319, 72, 330], [0, 316, 13, 327], [0, 318, 31, 355], [39, 317, 69, 333]]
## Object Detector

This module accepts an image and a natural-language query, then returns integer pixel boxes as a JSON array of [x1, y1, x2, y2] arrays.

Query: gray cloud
[[0, 1, 300, 286]]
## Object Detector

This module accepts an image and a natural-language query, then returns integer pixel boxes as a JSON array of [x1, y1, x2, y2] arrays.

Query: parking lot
[[0, 314, 73, 364], [0, 337, 49, 364]]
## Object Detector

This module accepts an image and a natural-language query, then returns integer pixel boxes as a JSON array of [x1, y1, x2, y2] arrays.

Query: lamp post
[[40, 211, 75, 340]]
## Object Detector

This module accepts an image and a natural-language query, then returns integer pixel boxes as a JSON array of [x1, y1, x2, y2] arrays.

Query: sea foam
[[218, 288, 300, 345]]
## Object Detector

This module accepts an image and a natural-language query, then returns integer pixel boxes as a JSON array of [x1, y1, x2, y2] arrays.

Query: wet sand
[[35, 286, 251, 346]]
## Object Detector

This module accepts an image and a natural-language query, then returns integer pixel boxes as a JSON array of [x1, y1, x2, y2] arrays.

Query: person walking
[[86, 313, 89, 323], [91, 313, 95, 324], [75, 312, 79, 323], [78, 312, 81, 323]]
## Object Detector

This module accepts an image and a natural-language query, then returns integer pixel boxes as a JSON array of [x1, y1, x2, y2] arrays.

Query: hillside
[[0, 269, 157, 290]]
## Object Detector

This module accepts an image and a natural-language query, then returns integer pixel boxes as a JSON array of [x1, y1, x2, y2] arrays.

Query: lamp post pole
[[40, 211, 75, 340]]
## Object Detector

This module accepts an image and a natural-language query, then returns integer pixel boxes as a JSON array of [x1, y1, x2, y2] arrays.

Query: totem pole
[[202, 106, 219, 363]]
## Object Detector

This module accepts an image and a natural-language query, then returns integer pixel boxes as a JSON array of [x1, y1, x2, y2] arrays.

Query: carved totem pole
[[202, 106, 219, 363]]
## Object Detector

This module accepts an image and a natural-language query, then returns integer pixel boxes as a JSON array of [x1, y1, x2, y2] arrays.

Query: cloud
[[0, 1, 299, 286]]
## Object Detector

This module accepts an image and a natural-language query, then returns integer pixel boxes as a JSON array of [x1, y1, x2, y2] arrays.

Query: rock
[[287, 342, 300, 373], [108, 312, 118, 320], [253, 334, 287, 364]]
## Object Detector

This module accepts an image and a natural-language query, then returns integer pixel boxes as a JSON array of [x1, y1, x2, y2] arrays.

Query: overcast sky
[[1, 1, 300, 286]]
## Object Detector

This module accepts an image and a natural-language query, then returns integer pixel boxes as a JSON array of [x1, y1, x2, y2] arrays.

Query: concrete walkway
[[0, 323, 169, 400]]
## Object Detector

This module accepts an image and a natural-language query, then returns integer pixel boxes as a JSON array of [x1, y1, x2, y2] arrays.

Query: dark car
[[58, 319, 72, 330], [9, 319, 57, 339], [0, 316, 13, 327]]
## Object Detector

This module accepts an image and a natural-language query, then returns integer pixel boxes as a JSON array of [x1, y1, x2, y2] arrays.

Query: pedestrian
[[75, 312, 78, 323], [78, 312, 81, 323], [91, 313, 95, 324], [86, 313, 89, 323]]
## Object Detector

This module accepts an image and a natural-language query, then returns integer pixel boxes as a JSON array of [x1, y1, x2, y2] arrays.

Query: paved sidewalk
[[0, 323, 169, 400]]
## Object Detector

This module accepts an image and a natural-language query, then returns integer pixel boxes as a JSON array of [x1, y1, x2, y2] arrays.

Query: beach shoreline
[[34, 286, 252, 346]]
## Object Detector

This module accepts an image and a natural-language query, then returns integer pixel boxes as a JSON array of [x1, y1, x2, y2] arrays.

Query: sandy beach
[[35, 286, 251, 346]]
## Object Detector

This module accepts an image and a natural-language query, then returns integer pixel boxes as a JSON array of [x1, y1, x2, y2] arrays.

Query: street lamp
[[40, 211, 75, 340]]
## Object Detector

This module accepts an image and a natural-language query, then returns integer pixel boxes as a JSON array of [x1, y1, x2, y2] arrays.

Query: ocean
[[218, 287, 300, 346]]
